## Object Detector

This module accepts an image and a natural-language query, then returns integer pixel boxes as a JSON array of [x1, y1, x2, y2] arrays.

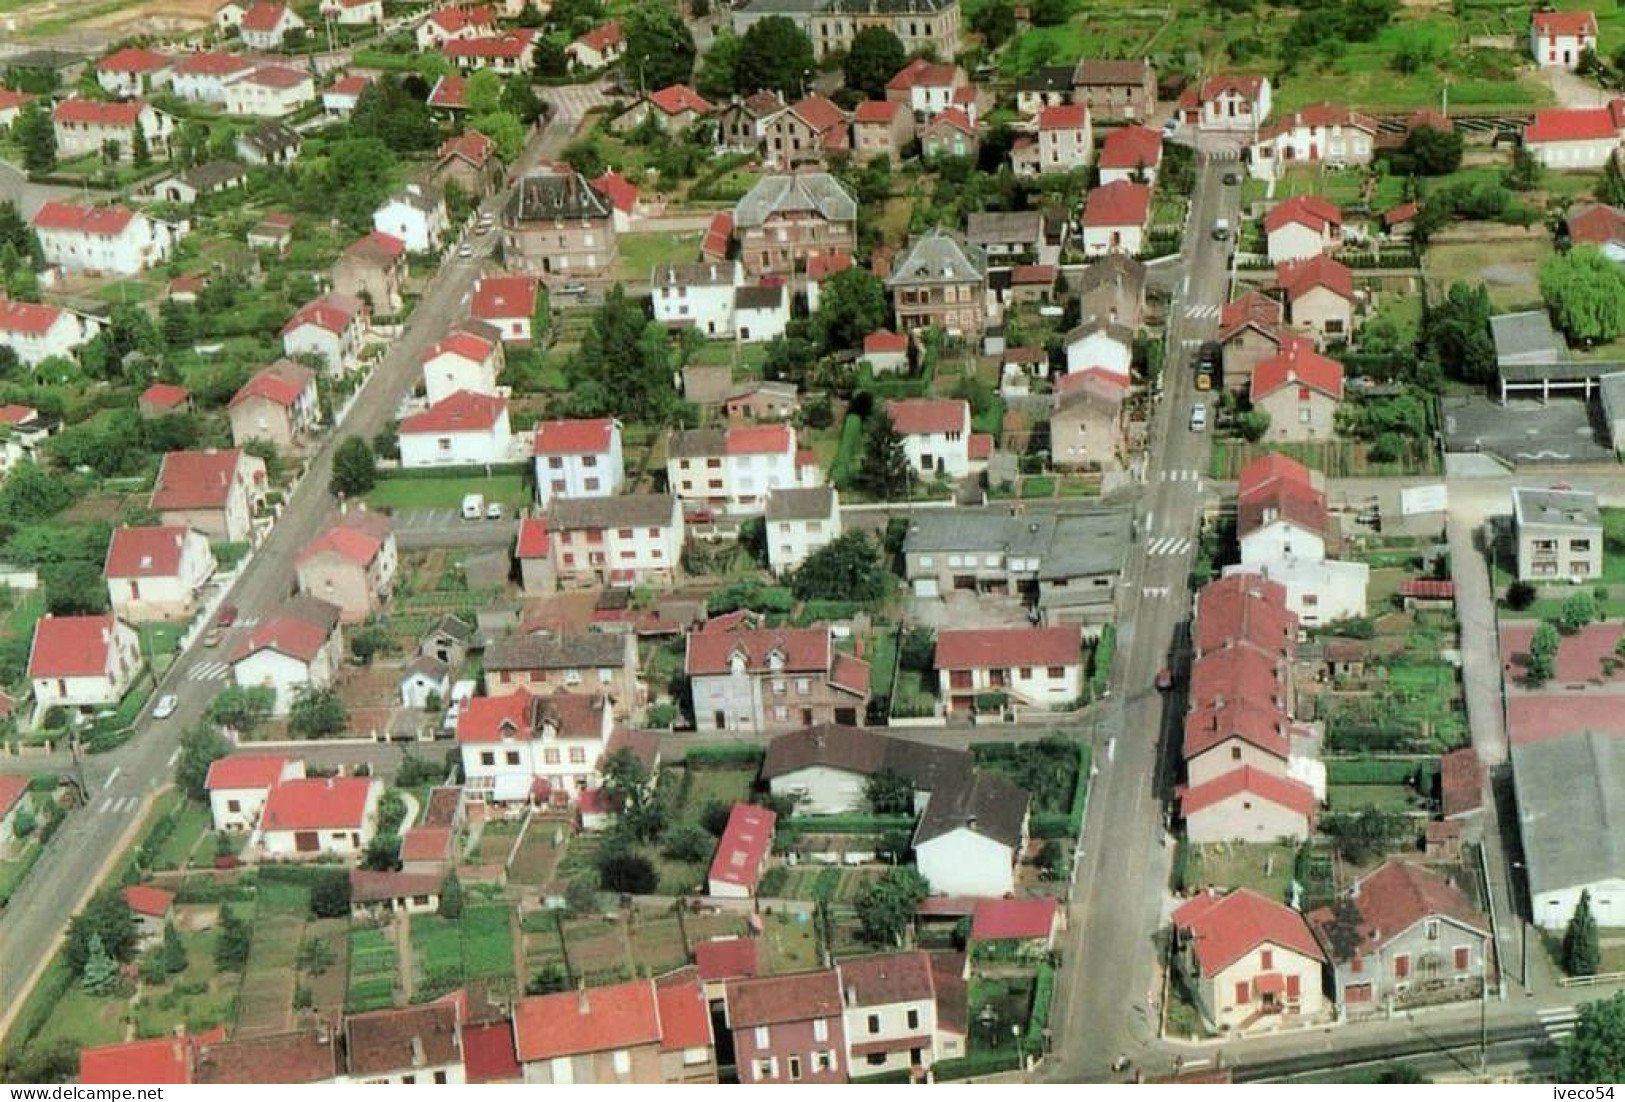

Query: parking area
[[392, 509, 519, 550], [1441, 395, 1614, 467]]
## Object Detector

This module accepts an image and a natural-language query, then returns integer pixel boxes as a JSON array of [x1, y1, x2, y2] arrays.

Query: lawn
[[615, 230, 703, 282], [681, 766, 756, 814], [148, 801, 211, 871], [865, 631, 899, 699], [365, 473, 531, 510], [1209, 438, 1439, 479], [462, 904, 515, 981], [347, 926, 398, 1013], [1183, 842, 1297, 903], [761, 910, 820, 974], [1425, 236, 1552, 311], [138, 622, 187, 674], [1326, 784, 1427, 813]]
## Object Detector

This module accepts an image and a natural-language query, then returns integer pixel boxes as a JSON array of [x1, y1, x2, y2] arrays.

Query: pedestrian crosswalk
[[1141, 585, 1171, 599], [188, 660, 231, 682], [1159, 469, 1202, 483], [1206, 146, 1243, 162], [97, 795, 141, 816], [1146, 537, 1193, 557], [1538, 1006, 1581, 1043], [1183, 304, 1220, 320], [1180, 337, 1201, 349]]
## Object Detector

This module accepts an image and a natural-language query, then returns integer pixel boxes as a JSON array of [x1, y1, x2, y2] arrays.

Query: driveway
[[1545, 66, 1616, 108]]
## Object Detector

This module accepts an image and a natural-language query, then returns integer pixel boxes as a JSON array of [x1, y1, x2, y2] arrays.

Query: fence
[[1558, 971, 1625, 988]]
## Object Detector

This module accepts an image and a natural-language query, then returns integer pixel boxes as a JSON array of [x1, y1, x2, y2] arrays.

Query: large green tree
[[1564, 890, 1602, 978], [1420, 281, 1496, 383], [857, 413, 910, 498], [1527, 620, 1560, 686], [349, 78, 438, 151], [1541, 245, 1625, 345], [174, 722, 230, 801], [842, 27, 906, 99], [565, 285, 677, 423], [734, 16, 816, 99], [331, 435, 378, 497], [790, 531, 887, 600], [854, 867, 929, 946], [622, 1, 696, 91], [16, 103, 56, 172], [288, 687, 348, 736], [813, 266, 888, 353], [65, 890, 138, 973], [695, 31, 741, 101], [1563, 991, 1625, 1082]]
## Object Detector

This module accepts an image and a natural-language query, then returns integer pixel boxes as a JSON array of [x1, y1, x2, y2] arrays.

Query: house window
[[1234, 981, 1250, 1005], [505, 751, 520, 765], [813, 1018, 828, 1043], [788, 1056, 802, 1081], [612, 1050, 631, 1075], [227, 799, 241, 813], [1047, 665, 1065, 678], [754, 1025, 770, 1048], [1426, 920, 1439, 940], [569, 747, 586, 764], [907, 1008, 920, 1029], [867, 1013, 881, 1034], [866, 1053, 888, 1067], [1394, 954, 1410, 979], [1260, 949, 1273, 969], [752, 1058, 775, 1079], [1231, 745, 1243, 761], [544, 749, 560, 764], [480, 751, 495, 766]]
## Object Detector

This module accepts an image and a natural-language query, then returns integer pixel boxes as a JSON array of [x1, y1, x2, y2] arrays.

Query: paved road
[[1042, 156, 1240, 1081], [0, 103, 590, 1036]]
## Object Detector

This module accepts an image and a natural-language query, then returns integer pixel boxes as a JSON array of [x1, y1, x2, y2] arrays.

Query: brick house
[[228, 359, 318, 449], [733, 173, 857, 277], [434, 130, 503, 197], [763, 95, 851, 170], [726, 970, 847, 1084], [887, 227, 988, 337], [1070, 58, 1156, 121], [295, 509, 397, 623], [852, 99, 913, 166]]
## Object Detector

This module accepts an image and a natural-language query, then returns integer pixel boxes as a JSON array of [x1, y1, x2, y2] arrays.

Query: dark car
[[216, 603, 238, 627], [1155, 667, 1174, 691], [1222, 172, 1240, 186]]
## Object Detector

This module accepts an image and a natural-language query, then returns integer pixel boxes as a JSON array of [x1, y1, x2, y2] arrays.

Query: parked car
[[1211, 218, 1231, 241], [1155, 667, 1173, 692], [216, 604, 238, 627], [1189, 403, 1208, 432], [461, 493, 485, 520], [152, 694, 178, 720], [486, 501, 504, 520]]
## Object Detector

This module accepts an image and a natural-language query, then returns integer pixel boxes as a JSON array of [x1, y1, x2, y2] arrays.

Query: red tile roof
[[1399, 578, 1454, 599], [590, 170, 638, 214], [655, 970, 713, 1051], [648, 83, 712, 116], [142, 382, 191, 410], [514, 978, 661, 1061], [234, 600, 338, 664], [830, 651, 871, 696], [864, 328, 907, 354], [151, 449, 248, 511], [0, 90, 35, 112], [470, 274, 538, 319], [122, 883, 175, 918], [1264, 194, 1342, 235], [1182, 765, 1318, 821], [1250, 337, 1344, 402], [1219, 289, 1283, 340], [80, 1035, 197, 1084], [724, 423, 793, 455], [1189, 73, 1267, 104], [1527, 103, 1625, 144], [173, 52, 254, 77], [1189, 645, 1285, 712], [1533, 9, 1596, 35], [462, 1021, 521, 1083], [445, 29, 536, 60], [533, 417, 614, 455], [887, 58, 961, 91], [790, 93, 847, 134], [1171, 887, 1325, 976], [887, 397, 968, 436], [1314, 860, 1486, 961], [1098, 124, 1161, 170], [97, 47, 172, 73], [0, 296, 59, 339], [726, 969, 844, 1027], [424, 329, 494, 368], [1274, 254, 1354, 302], [709, 802, 775, 891], [0, 774, 27, 822], [31, 200, 134, 236], [1255, 103, 1377, 143], [281, 292, 363, 336], [326, 73, 372, 97], [230, 359, 314, 410], [1183, 695, 1290, 762], [926, 106, 975, 136], [935, 626, 1080, 670], [297, 522, 385, 568], [694, 937, 759, 981], [1083, 180, 1150, 228], [1037, 103, 1088, 130], [514, 517, 550, 560], [1237, 469, 1328, 541], [427, 74, 468, 110], [686, 625, 830, 676], [970, 897, 1057, 941], [205, 754, 290, 791], [806, 252, 852, 281], [28, 614, 119, 679], [1194, 573, 1297, 657], [1383, 201, 1419, 228], [105, 525, 193, 579], [854, 99, 906, 124], [399, 825, 452, 862], [260, 776, 375, 832], [241, 2, 293, 32], [400, 390, 507, 434], [455, 692, 605, 744], [572, 20, 623, 52], [1238, 450, 1315, 500], [1569, 203, 1625, 246], [701, 210, 733, 258], [246, 64, 308, 89], [343, 230, 405, 262], [1439, 746, 1483, 818], [54, 97, 147, 127]]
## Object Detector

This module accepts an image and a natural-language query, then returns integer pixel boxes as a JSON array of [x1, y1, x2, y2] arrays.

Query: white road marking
[[102, 767, 121, 790], [1141, 585, 1170, 599], [97, 798, 113, 815], [167, 749, 180, 768], [189, 661, 231, 681], [1107, 737, 1116, 764], [1183, 304, 1219, 320]]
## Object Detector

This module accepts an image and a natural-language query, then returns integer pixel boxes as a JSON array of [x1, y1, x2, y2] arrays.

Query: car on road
[[216, 603, 238, 627], [559, 283, 588, 296], [461, 493, 485, 520], [1222, 172, 1240, 186], [1189, 403, 1208, 432], [203, 625, 224, 648], [152, 694, 178, 720], [458, 242, 474, 258], [1211, 218, 1231, 241], [1155, 667, 1173, 692]]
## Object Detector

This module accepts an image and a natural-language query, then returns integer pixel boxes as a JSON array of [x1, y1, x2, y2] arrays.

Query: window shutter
[[1234, 982, 1250, 1005]]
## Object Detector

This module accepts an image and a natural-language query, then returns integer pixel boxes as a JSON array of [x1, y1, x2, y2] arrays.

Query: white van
[[461, 493, 485, 520], [1189, 403, 1208, 432]]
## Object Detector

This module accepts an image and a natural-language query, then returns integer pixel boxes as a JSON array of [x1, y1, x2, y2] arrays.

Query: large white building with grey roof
[[733, 173, 857, 277], [1512, 486, 1602, 581], [888, 227, 990, 337], [1513, 729, 1625, 929]]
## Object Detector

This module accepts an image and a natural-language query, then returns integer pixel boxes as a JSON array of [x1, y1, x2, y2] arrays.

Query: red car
[[1155, 667, 1174, 691], [215, 603, 238, 627]]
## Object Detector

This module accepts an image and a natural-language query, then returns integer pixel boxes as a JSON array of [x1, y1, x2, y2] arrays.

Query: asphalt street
[[0, 100, 590, 1035]]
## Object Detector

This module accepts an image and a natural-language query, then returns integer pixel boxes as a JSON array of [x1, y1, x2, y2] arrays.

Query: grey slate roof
[[735, 283, 785, 311], [654, 261, 735, 288], [902, 505, 1131, 580], [507, 169, 612, 223], [1039, 510, 1133, 581], [550, 494, 676, 530], [734, 173, 857, 230], [888, 227, 986, 289], [425, 614, 474, 643], [966, 210, 1043, 247], [483, 631, 627, 671], [666, 427, 729, 459], [403, 654, 449, 681], [1600, 371, 1625, 430], [181, 159, 246, 191], [1017, 65, 1075, 94], [1490, 310, 1566, 367], [762, 724, 973, 797], [765, 485, 835, 521], [1512, 486, 1600, 530], [913, 769, 1029, 849], [1512, 730, 1625, 896], [239, 121, 301, 156]]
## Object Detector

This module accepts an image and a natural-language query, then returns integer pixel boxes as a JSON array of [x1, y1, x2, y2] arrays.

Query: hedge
[[1089, 625, 1115, 700], [933, 1050, 1022, 1081], [26, 774, 58, 792], [373, 462, 529, 482], [1, 953, 72, 1055], [776, 814, 914, 836], [1325, 757, 1432, 786], [1026, 961, 1056, 1049], [829, 413, 864, 487], [682, 744, 766, 765], [852, 1069, 913, 1084]]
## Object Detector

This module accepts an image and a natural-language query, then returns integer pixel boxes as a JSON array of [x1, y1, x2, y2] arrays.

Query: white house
[[1523, 102, 1625, 169], [532, 418, 624, 506], [27, 614, 142, 721], [887, 398, 973, 479], [32, 201, 178, 276], [565, 22, 624, 71], [1080, 180, 1150, 256], [456, 690, 617, 808], [398, 391, 512, 468], [52, 98, 175, 161], [1222, 557, 1369, 629], [734, 284, 791, 343], [1063, 318, 1135, 381], [319, 0, 382, 24], [421, 327, 502, 404], [862, 330, 909, 374], [205, 754, 304, 832], [321, 73, 372, 117], [374, 184, 449, 253], [104, 525, 216, 622], [399, 656, 451, 710], [0, 90, 34, 129], [231, 597, 343, 714], [444, 30, 537, 74], [1237, 458, 1329, 565], [1265, 195, 1343, 263], [933, 626, 1083, 713], [1030, 103, 1093, 175], [416, 4, 494, 50], [0, 297, 102, 366], [765, 486, 841, 574], [238, 2, 306, 50], [170, 52, 257, 103], [94, 48, 174, 98], [666, 423, 808, 514], [1249, 104, 1377, 180], [651, 261, 739, 337], [222, 65, 315, 117], [1096, 124, 1163, 186], [836, 952, 956, 1077], [913, 772, 1028, 897], [281, 292, 367, 375], [257, 775, 382, 858], [1174, 73, 1272, 135], [470, 274, 540, 345], [1531, 9, 1597, 70]]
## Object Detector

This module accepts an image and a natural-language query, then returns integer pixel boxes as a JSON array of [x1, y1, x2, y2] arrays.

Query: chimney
[[966, 814, 977, 830]]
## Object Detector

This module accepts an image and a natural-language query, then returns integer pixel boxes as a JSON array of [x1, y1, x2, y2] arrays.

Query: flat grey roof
[[902, 505, 1130, 578], [1512, 730, 1625, 896], [1512, 486, 1601, 529]]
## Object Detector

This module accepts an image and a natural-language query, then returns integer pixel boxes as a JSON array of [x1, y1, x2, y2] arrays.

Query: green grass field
[[365, 473, 530, 511], [1327, 784, 1426, 813], [616, 230, 703, 282], [1185, 842, 1296, 902]]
